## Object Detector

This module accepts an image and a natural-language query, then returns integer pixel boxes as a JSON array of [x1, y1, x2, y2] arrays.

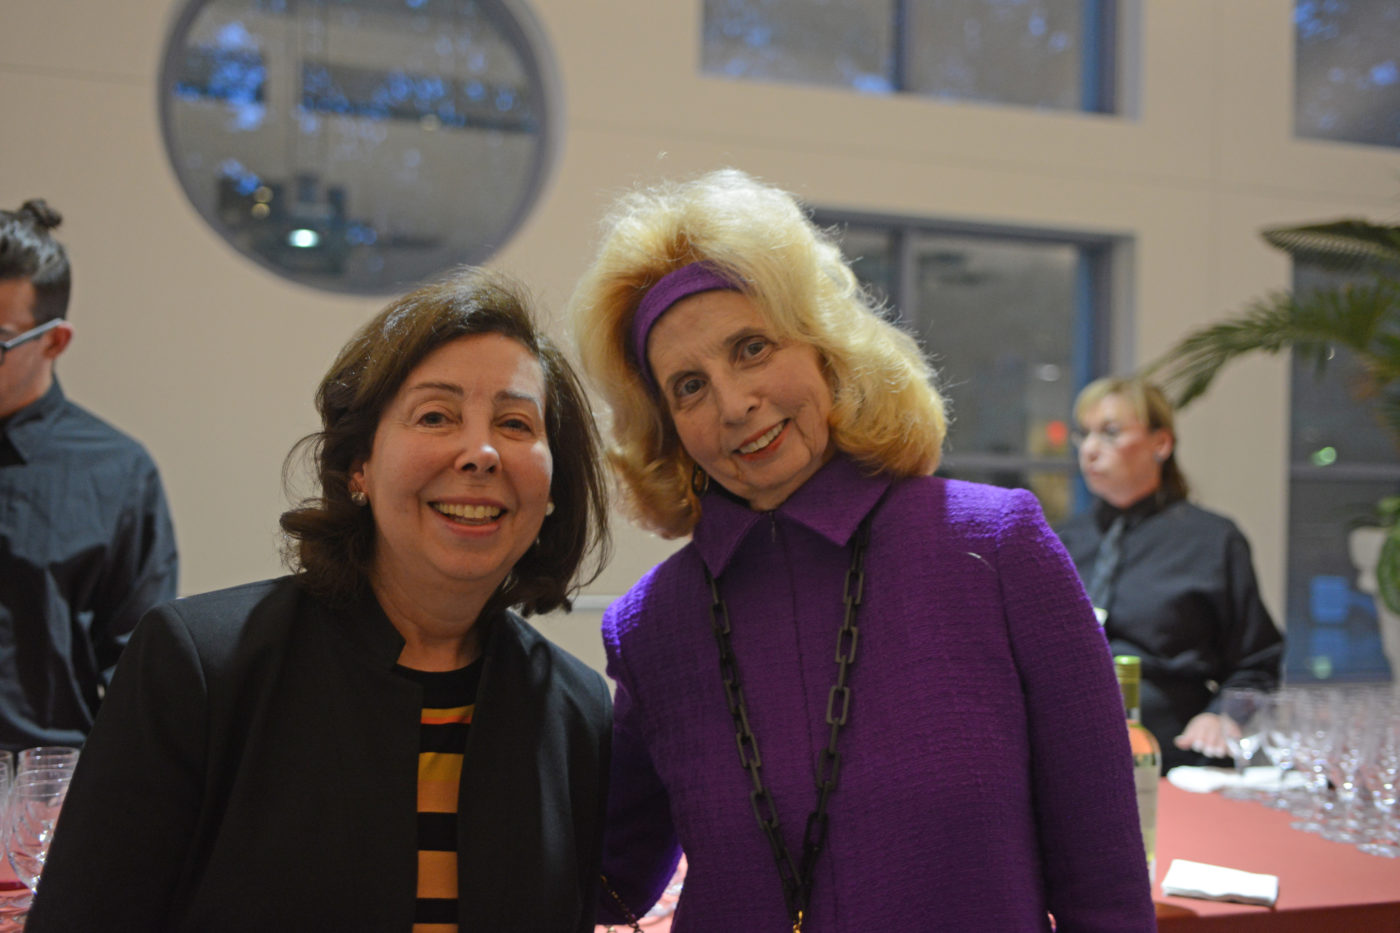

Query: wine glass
[[1259, 687, 1300, 808], [1320, 690, 1372, 844], [1357, 693, 1400, 857], [16, 747, 78, 776], [0, 753, 23, 932], [1220, 687, 1268, 799], [1290, 688, 1338, 832], [2, 768, 72, 926]]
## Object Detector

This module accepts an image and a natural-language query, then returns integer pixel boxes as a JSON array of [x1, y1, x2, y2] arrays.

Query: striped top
[[395, 660, 483, 933]]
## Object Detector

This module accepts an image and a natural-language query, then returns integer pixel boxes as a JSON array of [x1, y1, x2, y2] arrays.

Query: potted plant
[[1145, 218, 1400, 625]]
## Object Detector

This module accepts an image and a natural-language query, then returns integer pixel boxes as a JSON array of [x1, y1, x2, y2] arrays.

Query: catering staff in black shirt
[[0, 199, 177, 750], [1055, 376, 1282, 772]]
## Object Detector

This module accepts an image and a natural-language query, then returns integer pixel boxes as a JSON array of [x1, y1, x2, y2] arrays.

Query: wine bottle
[[1114, 654, 1161, 881]]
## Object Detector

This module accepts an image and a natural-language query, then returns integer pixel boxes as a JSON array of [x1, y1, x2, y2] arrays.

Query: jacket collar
[[0, 379, 65, 464], [691, 452, 892, 577], [1093, 486, 1183, 533], [329, 582, 509, 674]]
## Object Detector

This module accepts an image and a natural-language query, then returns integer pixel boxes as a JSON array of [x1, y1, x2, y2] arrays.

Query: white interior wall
[[3, 0, 1395, 673]]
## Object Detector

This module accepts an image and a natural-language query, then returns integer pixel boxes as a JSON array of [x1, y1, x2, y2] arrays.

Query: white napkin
[[1167, 765, 1307, 794], [1160, 858, 1279, 906]]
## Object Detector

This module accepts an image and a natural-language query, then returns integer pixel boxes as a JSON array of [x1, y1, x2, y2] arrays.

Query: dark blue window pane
[[701, 0, 895, 92], [825, 215, 1100, 523], [1286, 477, 1396, 682], [1295, 0, 1400, 149], [909, 234, 1080, 463], [1286, 258, 1400, 683], [906, 0, 1095, 110], [1289, 263, 1400, 464], [702, 0, 1114, 112]]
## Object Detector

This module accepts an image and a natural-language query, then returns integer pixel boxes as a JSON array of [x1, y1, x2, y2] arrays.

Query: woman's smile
[[736, 420, 787, 457]]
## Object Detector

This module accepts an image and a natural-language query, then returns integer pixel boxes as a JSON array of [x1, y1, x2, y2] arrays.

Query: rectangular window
[[1285, 261, 1399, 682], [820, 211, 1116, 523], [702, 0, 1119, 113], [1295, 0, 1400, 149]]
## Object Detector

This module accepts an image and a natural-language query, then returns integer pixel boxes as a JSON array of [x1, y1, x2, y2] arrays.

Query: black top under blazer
[[26, 576, 612, 932]]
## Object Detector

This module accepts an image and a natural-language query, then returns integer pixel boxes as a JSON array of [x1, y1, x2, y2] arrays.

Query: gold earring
[[690, 464, 710, 496]]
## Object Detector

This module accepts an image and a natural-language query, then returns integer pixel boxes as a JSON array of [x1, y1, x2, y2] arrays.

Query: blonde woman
[[573, 169, 1155, 932], [1057, 376, 1282, 772]]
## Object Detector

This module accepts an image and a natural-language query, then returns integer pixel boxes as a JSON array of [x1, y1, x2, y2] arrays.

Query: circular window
[[159, 0, 559, 295]]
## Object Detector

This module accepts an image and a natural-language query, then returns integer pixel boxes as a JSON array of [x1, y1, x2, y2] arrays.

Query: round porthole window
[[159, 0, 559, 295]]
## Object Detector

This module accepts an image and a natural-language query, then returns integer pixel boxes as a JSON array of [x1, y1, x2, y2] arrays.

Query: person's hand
[[1173, 712, 1230, 759]]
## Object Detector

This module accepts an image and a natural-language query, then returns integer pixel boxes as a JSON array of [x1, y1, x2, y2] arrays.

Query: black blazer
[[27, 576, 611, 932]]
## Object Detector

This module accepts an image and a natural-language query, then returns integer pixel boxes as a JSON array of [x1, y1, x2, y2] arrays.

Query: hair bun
[[18, 199, 62, 231]]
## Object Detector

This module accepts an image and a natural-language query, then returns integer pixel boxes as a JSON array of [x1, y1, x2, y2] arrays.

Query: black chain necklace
[[703, 512, 871, 933]]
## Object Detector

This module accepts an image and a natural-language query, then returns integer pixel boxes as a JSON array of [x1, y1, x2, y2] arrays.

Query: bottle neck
[[1120, 681, 1142, 723]]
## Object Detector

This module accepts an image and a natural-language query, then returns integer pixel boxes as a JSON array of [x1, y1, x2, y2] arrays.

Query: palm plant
[[1145, 218, 1400, 611]]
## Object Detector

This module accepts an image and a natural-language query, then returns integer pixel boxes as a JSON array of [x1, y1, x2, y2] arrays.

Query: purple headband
[[630, 262, 741, 391]]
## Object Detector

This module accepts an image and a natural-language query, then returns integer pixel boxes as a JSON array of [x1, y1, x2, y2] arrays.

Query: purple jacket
[[600, 454, 1157, 932]]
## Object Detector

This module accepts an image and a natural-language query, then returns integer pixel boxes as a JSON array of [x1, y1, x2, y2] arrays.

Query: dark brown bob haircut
[[280, 268, 610, 616]]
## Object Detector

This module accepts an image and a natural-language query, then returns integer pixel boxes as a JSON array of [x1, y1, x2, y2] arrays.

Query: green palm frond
[[1148, 215, 1400, 611], [1145, 278, 1400, 409], [1262, 220, 1400, 273]]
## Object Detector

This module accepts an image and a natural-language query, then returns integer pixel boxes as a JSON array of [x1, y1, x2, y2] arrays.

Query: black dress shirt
[[1055, 492, 1283, 771], [0, 380, 177, 750]]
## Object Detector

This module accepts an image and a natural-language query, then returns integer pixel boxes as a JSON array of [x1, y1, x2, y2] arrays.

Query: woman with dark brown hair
[[29, 269, 612, 933]]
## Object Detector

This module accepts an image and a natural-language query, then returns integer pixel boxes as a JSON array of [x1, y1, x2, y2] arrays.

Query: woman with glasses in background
[[1056, 376, 1283, 772]]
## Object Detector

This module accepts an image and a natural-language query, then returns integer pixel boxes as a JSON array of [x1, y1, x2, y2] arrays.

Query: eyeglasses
[[0, 318, 63, 365], [1070, 423, 1141, 448]]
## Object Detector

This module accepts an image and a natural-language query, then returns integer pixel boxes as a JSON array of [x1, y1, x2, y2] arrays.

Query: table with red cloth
[[596, 780, 1400, 933], [1154, 778, 1400, 932]]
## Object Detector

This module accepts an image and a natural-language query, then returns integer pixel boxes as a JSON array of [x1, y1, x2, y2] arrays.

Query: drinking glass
[[16, 747, 78, 776], [1290, 688, 1338, 832], [3, 771, 69, 896], [0, 751, 18, 932], [1220, 687, 1269, 799], [1357, 695, 1400, 857], [1320, 690, 1372, 844], [1260, 687, 1299, 808]]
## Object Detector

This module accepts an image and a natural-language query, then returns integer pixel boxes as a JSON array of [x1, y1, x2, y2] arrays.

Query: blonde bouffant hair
[[570, 168, 946, 539]]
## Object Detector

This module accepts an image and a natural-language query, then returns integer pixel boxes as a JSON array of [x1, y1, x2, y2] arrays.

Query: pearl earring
[[545, 500, 555, 516], [351, 490, 368, 506]]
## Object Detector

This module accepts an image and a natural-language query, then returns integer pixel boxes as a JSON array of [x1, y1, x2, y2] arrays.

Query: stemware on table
[[0, 747, 77, 931], [1357, 693, 1400, 857], [1318, 691, 1371, 844], [1215, 683, 1400, 859], [4, 772, 70, 894], [1220, 687, 1269, 800], [1259, 687, 1300, 809]]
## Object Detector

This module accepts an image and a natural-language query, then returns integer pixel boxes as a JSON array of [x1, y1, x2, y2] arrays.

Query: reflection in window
[[702, 0, 1118, 113], [823, 212, 1116, 523], [160, 0, 557, 294], [1295, 0, 1400, 149], [1286, 262, 1400, 682]]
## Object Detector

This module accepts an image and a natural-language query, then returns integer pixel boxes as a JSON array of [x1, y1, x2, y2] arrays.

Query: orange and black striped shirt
[[395, 660, 482, 933]]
